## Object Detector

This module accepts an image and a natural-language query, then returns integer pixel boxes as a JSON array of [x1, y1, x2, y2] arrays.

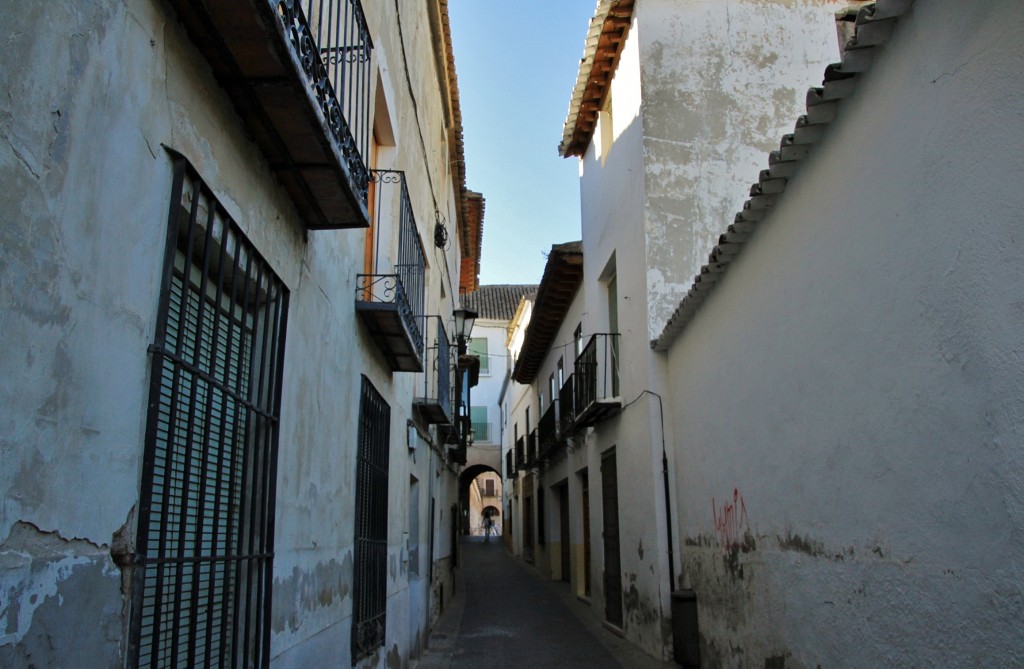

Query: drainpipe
[[649, 391, 676, 590]]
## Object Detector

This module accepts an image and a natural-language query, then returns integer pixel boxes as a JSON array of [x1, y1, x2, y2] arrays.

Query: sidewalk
[[414, 537, 677, 669]]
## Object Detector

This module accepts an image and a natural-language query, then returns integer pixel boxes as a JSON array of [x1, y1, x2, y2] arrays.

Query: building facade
[[653, 0, 1024, 665], [1, 0, 482, 667], [503, 0, 852, 660], [502, 0, 1024, 667], [458, 285, 536, 538]]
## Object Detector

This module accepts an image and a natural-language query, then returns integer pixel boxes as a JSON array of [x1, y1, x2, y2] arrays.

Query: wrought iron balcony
[[515, 436, 526, 470], [573, 333, 621, 427], [355, 171, 426, 372], [355, 274, 423, 372], [166, 0, 373, 229], [447, 415, 470, 465], [559, 374, 576, 436], [414, 317, 453, 424], [537, 399, 562, 462], [526, 429, 539, 468]]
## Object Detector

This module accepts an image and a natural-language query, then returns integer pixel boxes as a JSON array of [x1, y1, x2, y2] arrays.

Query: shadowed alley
[[416, 538, 675, 668]]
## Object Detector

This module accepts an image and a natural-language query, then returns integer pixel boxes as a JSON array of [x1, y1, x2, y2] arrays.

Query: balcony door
[[606, 273, 619, 397]]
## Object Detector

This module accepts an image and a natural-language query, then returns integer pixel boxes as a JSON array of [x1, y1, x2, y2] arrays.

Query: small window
[[468, 337, 489, 374], [574, 323, 583, 359], [471, 406, 490, 442]]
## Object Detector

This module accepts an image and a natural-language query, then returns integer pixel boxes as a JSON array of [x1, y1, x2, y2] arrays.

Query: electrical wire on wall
[[612, 389, 678, 597]]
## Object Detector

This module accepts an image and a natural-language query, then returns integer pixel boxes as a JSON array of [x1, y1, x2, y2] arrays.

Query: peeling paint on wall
[[0, 521, 121, 665], [271, 553, 353, 634]]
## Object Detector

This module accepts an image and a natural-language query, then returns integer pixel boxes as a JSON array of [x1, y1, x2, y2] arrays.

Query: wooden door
[[559, 483, 571, 582], [601, 452, 622, 626]]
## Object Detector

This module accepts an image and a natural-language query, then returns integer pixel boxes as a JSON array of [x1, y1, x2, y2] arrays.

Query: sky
[[448, 0, 596, 287]]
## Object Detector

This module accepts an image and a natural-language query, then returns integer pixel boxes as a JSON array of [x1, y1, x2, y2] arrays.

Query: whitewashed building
[[457, 284, 536, 538], [0, 0, 482, 667], [507, 0, 854, 660], [513, 0, 1024, 666], [653, 0, 1024, 666]]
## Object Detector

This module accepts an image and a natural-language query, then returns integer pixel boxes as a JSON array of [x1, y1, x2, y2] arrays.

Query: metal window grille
[[352, 375, 391, 661], [131, 151, 289, 669]]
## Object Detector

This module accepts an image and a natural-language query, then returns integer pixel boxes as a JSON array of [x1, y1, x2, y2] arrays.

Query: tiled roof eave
[[650, 0, 914, 352], [559, 0, 634, 158], [512, 242, 584, 384]]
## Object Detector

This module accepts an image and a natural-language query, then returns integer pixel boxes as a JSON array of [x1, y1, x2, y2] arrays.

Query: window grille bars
[[131, 151, 289, 669], [352, 376, 391, 661]]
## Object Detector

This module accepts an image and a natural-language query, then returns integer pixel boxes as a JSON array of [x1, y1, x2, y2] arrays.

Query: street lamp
[[451, 307, 478, 456], [452, 308, 477, 355]]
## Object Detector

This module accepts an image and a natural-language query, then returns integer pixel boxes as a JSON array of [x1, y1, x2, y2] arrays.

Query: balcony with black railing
[[526, 429, 539, 468], [515, 436, 526, 471], [537, 399, 562, 463], [356, 170, 426, 372], [167, 0, 373, 229], [413, 317, 453, 424], [573, 333, 621, 427], [559, 374, 576, 436]]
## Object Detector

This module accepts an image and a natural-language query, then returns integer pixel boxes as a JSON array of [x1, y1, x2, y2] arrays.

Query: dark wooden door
[[581, 471, 591, 596], [559, 483, 571, 582], [601, 452, 622, 626]]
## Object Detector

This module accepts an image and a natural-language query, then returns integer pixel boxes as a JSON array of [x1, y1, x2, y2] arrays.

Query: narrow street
[[417, 538, 676, 669]]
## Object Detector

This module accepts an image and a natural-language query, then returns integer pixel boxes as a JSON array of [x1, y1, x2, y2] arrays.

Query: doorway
[[580, 468, 592, 597], [601, 450, 622, 627], [557, 482, 571, 583]]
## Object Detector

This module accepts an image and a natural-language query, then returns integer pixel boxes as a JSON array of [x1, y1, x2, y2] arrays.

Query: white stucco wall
[[663, 1, 1024, 666], [0, 0, 466, 666], [636, 0, 848, 340]]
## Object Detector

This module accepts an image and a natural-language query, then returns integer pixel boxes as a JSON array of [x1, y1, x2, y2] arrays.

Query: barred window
[[352, 375, 391, 661], [131, 151, 289, 669]]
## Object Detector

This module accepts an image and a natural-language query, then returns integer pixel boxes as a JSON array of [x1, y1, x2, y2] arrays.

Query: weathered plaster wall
[[1, 0, 464, 666], [573, 12, 678, 660], [663, 2, 1024, 666], [637, 0, 846, 340]]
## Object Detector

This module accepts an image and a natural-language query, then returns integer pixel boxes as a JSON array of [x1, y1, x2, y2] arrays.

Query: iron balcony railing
[[414, 317, 453, 424], [166, 0, 374, 228], [537, 399, 560, 462], [574, 333, 622, 427], [559, 373, 576, 436], [355, 171, 426, 371], [278, 0, 373, 222], [526, 429, 539, 468]]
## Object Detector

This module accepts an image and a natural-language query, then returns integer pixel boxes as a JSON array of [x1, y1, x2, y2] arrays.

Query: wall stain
[[385, 642, 402, 669], [271, 552, 352, 634], [778, 532, 824, 557]]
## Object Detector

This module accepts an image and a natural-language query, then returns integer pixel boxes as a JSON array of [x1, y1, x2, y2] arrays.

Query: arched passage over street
[[458, 464, 503, 536]]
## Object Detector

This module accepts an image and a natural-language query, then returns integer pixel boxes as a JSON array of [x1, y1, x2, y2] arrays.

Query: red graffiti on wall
[[713, 488, 750, 553]]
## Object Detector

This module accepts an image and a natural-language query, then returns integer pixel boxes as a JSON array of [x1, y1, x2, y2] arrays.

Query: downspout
[[649, 391, 676, 591]]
